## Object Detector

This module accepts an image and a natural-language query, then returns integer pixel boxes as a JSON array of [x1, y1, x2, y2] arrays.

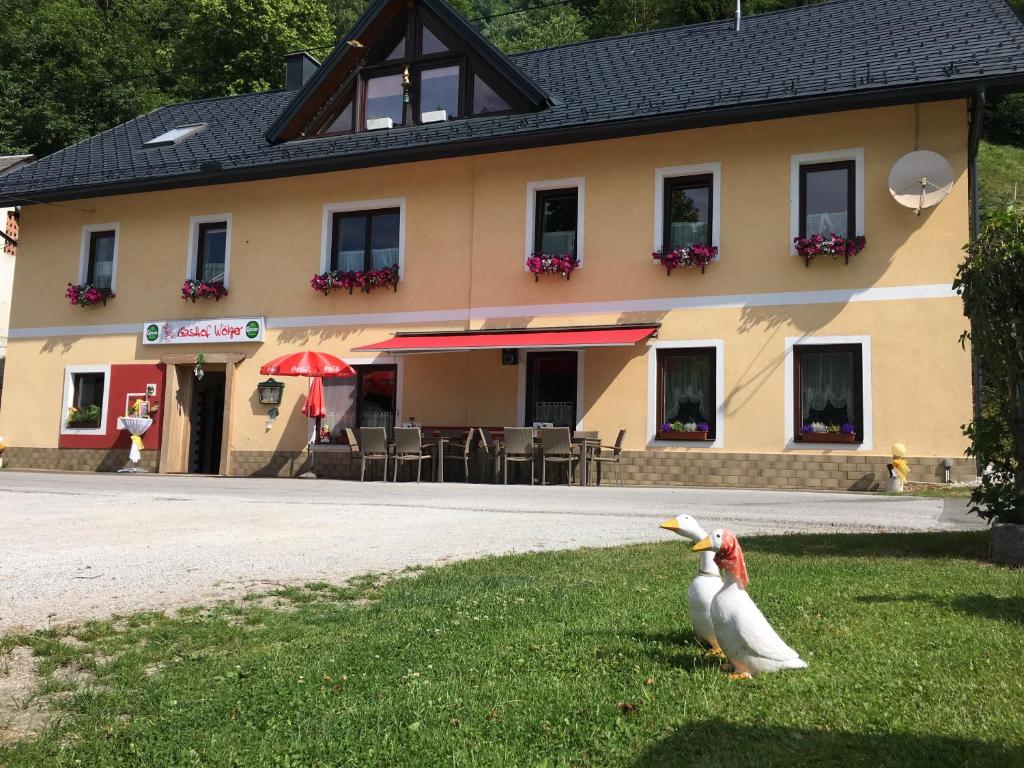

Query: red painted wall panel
[[59, 364, 167, 450]]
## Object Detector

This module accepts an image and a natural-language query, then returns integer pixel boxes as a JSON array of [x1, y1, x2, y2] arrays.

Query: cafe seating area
[[327, 425, 625, 486]]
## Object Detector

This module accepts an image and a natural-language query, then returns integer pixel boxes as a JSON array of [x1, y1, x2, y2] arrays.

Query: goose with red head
[[693, 529, 807, 678]]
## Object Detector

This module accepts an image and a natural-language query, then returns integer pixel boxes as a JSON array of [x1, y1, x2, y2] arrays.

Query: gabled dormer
[[266, 0, 552, 143]]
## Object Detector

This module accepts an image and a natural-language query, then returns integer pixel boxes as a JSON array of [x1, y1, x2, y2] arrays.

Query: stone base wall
[[228, 447, 976, 491], [0, 446, 975, 491], [1, 447, 159, 473]]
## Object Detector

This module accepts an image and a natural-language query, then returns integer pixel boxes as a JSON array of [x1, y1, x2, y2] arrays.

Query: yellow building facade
[[0, 99, 977, 487]]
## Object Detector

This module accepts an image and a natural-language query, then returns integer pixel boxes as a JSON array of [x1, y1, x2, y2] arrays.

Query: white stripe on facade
[[8, 283, 958, 340]]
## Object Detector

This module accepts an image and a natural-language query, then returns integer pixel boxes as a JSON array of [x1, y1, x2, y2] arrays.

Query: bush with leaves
[[954, 206, 1024, 524]]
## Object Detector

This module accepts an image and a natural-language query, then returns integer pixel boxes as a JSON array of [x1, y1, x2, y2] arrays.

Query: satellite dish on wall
[[888, 150, 955, 215]]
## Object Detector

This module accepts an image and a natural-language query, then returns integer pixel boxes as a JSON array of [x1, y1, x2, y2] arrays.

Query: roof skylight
[[144, 124, 206, 147]]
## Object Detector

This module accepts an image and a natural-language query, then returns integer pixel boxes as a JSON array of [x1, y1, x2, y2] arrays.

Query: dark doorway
[[189, 370, 225, 474], [525, 351, 577, 428]]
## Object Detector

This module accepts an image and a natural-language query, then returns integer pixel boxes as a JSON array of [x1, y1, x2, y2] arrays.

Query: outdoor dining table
[[484, 430, 600, 486]]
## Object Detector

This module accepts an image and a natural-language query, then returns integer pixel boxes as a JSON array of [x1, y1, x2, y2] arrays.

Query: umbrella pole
[[300, 377, 318, 479]]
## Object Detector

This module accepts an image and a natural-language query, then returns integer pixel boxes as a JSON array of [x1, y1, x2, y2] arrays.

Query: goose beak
[[692, 536, 713, 552], [659, 518, 680, 531]]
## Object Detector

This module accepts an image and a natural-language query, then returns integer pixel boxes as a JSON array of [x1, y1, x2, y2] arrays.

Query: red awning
[[352, 326, 658, 353]]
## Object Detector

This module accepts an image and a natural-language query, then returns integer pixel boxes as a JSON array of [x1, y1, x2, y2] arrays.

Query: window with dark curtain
[[800, 161, 854, 238], [657, 348, 716, 437], [664, 176, 712, 250], [794, 344, 863, 439], [87, 230, 116, 289], [534, 189, 578, 257], [331, 209, 400, 272], [195, 222, 227, 283]]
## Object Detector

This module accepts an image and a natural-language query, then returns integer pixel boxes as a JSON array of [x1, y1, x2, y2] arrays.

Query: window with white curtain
[[319, 366, 398, 442], [657, 348, 716, 438], [794, 344, 863, 438]]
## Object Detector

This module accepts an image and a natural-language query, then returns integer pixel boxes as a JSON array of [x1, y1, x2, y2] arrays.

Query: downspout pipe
[[968, 85, 986, 241], [966, 85, 987, 472]]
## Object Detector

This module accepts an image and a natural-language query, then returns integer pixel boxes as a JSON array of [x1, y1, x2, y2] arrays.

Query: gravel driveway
[[0, 470, 981, 633]]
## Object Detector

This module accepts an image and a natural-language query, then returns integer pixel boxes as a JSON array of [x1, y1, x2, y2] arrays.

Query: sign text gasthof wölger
[[142, 318, 265, 345]]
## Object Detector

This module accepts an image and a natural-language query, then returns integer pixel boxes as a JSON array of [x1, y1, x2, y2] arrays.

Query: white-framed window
[[647, 340, 724, 448], [78, 223, 119, 291], [186, 214, 232, 287], [784, 335, 872, 450], [790, 148, 864, 252], [654, 163, 721, 254], [320, 198, 406, 279], [312, 355, 404, 444], [525, 177, 585, 267], [60, 364, 111, 436]]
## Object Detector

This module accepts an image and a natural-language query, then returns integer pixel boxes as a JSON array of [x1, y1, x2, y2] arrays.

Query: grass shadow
[[742, 532, 989, 561], [634, 718, 1024, 767], [856, 593, 1024, 625]]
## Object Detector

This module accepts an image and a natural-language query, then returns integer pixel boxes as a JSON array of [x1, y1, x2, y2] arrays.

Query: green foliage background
[[9, 0, 1022, 161]]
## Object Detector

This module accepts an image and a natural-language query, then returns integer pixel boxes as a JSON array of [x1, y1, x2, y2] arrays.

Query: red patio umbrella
[[260, 350, 355, 378], [260, 351, 355, 478], [302, 376, 327, 419]]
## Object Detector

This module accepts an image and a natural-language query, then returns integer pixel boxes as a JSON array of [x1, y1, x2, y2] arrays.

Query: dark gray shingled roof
[[4, 0, 1024, 204]]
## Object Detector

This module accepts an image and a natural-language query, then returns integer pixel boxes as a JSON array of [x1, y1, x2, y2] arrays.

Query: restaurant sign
[[142, 317, 265, 345]]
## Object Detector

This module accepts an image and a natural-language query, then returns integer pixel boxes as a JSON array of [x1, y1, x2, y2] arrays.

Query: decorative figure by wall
[[692, 529, 808, 679], [660, 514, 724, 655], [887, 442, 910, 492]]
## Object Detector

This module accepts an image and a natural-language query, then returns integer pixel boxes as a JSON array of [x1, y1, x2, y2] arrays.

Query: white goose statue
[[659, 514, 723, 654], [692, 528, 807, 678]]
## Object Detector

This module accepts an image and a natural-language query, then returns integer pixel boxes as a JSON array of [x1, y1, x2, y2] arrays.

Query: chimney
[[736, 0, 742, 32], [285, 51, 320, 91]]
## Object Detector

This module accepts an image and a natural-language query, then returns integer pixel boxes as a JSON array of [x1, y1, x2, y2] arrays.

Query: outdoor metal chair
[[392, 427, 433, 482], [540, 427, 577, 486], [359, 427, 389, 482], [441, 429, 475, 482], [503, 427, 536, 485], [591, 429, 626, 486]]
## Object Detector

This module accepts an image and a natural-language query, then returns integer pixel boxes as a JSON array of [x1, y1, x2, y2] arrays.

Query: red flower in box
[[181, 279, 228, 302], [66, 283, 115, 307], [527, 253, 578, 281], [310, 265, 400, 295], [652, 244, 718, 275], [794, 234, 866, 266]]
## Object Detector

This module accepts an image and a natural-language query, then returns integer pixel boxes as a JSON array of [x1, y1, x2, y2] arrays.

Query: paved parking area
[[0, 470, 981, 632]]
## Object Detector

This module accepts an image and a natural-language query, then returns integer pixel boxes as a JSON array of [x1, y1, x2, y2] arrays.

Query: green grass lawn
[[2, 532, 1023, 767]]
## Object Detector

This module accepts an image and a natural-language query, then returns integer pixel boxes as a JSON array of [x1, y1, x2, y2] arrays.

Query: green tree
[[955, 206, 1024, 524], [167, 0, 336, 99]]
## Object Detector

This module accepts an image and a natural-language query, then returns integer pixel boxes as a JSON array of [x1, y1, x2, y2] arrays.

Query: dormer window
[[144, 124, 206, 147], [305, 5, 523, 137]]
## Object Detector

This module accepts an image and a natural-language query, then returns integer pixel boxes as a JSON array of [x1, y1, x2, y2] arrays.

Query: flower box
[[657, 430, 709, 441], [310, 265, 400, 295], [527, 253, 578, 281], [652, 244, 718, 275], [658, 422, 710, 441], [798, 432, 857, 444], [181, 279, 228, 302], [66, 283, 114, 307], [799, 422, 858, 443], [794, 234, 866, 266]]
